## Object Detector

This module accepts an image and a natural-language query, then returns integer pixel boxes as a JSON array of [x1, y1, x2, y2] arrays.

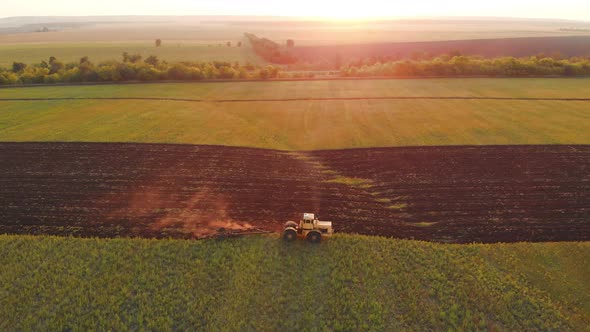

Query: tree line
[[2, 53, 590, 85], [340, 55, 590, 77], [0, 54, 282, 85], [245, 33, 296, 64]]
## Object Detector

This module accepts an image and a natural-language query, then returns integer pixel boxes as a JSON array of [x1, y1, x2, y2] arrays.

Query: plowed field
[[1, 143, 588, 243], [291, 36, 590, 63]]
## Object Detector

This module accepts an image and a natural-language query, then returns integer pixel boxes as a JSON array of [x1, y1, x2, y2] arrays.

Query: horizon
[[2, 0, 590, 22], [0, 14, 588, 22]]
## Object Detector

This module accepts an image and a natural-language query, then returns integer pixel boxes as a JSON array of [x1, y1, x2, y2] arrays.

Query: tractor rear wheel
[[306, 231, 321, 243], [283, 229, 297, 242]]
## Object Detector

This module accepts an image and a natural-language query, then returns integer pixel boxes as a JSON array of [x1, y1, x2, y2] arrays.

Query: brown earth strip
[[0, 142, 588, 243]]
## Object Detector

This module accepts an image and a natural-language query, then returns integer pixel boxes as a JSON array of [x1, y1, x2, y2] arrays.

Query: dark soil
[[1, 143, 588, 243]]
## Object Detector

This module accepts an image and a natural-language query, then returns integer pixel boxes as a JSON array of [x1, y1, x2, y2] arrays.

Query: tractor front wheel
[[283, 229, 297, 242], [306, 231, 321, 243]]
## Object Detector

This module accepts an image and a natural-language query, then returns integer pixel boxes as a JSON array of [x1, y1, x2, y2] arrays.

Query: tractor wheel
[[283, 229, 297, 242], [306, 231, 321, 243]]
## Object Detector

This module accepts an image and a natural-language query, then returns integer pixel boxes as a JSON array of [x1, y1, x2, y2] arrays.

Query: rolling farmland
[[0, 77, 589, 329], [1, 12, 590, 332], [2, 17, 589, 48], [1, 79, 588, 241]]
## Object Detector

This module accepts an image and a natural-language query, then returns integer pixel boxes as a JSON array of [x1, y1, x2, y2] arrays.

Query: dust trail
[[150, 187, 254, 237], [106, 183, 254, 237]]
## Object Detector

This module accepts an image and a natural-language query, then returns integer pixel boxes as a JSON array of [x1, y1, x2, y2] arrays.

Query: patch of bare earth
[[0, 143, 588, 243]]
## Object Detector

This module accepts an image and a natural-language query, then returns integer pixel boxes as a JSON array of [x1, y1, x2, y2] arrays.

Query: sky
[[2, 0, 590, 21]]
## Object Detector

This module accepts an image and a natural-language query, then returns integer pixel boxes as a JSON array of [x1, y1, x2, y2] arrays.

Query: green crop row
[[0, 234, 587, 331]]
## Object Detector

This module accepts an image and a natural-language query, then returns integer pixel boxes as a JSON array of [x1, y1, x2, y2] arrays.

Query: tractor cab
[[301, 213, 316, 230]]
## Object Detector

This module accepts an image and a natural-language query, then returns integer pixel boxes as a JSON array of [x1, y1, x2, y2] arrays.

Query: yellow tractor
[[283, 213, 333, 243]]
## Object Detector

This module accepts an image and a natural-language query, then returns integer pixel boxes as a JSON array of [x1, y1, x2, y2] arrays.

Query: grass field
[[2, 78, 590, 99], [0, 42, 265, 67], [1, 79, 589, 150], [0, 234, 587, 330]]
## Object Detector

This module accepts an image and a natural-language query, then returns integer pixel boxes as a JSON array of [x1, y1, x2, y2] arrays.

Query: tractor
[[283, 213, 333, 243]]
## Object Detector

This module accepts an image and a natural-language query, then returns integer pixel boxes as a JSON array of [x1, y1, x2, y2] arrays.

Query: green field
[[2, 78, 589, 99], [1, 79, 589, 150], [0, 234, 587, 330], [0, 42, 265, 68]]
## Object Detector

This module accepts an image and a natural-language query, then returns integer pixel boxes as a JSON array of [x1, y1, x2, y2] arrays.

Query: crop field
[[2, 78, 590, 99], [0, 42, 265, 67], [1, 79, 589, 150], [0, 235, 588, 330], [2, 18, 589, 46], [290, 36, 590, 63], [1, 142, 587, 243]]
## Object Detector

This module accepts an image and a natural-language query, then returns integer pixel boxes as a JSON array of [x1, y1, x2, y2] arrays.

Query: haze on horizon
[[2, 0, 590, 21]]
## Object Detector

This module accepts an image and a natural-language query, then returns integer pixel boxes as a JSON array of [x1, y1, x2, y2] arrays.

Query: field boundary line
[[2, 96, 590, 103], [1, 75, 590, 89]]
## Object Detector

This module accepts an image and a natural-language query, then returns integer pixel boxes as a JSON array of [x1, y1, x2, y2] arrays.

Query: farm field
[[1, 99, 588, 150], [2, 78, 590, 99], [2, 12, 590, 332], [2, 17, 589, 46], [291, 36, 590, 63], [0, 41, 264, 68], [1, 143, 588, 243], [5, 36, 590, 68], [0, 234, 588, 331], [1, 79, 589, 150]]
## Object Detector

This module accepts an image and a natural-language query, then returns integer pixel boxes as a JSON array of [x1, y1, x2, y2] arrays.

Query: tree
[[167, 64, 189, 80], [145, 55, 159, 66], [286, 39, 295, 48], [80, 56, 90, 64], [12, 62, 27, 73], [49, 60, 64, 74], [258, 68, 269, 79], [117, 63, 136, 80], [237, 41, 242, 47], [129, 54, 142, 63], [123, 52, 142, 63], [155, 39, 162, 47], [563, 64, 577, 76], [227, 41, 232, 47]]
